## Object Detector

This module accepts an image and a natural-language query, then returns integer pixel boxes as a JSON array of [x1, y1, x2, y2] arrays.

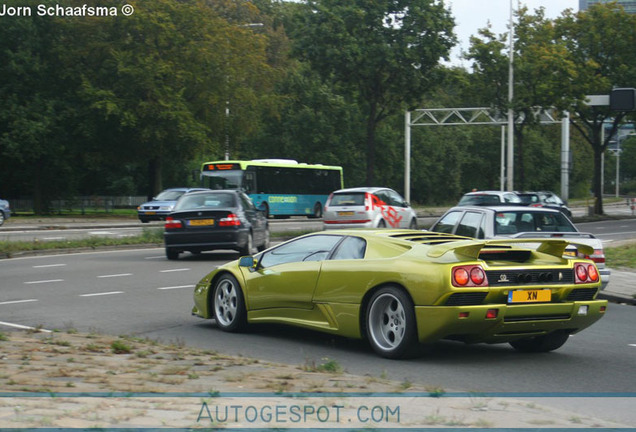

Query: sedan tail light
[[165, 217, 183, 229], [219, 213, 241, 227], [587, 249, 606, 265]]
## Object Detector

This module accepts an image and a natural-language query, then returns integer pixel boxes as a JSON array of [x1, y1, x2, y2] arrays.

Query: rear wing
[[426, 238, 594, 260], [511, 231, 596, 240]]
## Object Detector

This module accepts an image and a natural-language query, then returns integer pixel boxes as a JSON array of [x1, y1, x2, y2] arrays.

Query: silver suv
[[323, 187, 418, 229]]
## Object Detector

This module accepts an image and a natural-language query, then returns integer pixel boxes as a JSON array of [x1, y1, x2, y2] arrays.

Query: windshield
[[201, 171, 243, 190], [155, 190, 186, 201], [494, 211, 576, 235]]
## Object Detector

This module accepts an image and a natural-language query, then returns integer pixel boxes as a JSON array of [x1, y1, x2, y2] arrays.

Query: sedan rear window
[[494, 211, 576, 234], [329, 193, 365, 206], [176, 193, 236, 210]]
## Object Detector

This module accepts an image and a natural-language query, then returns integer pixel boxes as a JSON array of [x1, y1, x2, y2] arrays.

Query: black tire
[[166, 248, 179, 260], [261, 202, 270, 219], [238, 232, 254, 256], [509, 331, 570, 353], [409, 218, 417, 229], [257, 228, 270, 252], [377, 219, 387, 228], [140, 219, 150, 224], [0, 211, 4, 226], [365, 286, 418, 359], [212, 273, 247, 332]]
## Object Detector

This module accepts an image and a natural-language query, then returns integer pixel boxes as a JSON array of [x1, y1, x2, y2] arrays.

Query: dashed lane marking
[[97, 273, 132, 278], [0, 320, 52, 333], [24, 279, 63, 285], [157, 285, 195, 290], [0, 299, 38, 306], [79, 291, 124, 297]]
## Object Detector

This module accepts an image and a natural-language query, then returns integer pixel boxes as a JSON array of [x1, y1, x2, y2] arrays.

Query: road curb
[[598, 292, 636, 306]]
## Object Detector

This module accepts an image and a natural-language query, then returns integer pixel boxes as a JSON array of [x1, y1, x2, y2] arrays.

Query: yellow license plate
[[508, 289, 551, 303], [145, 211, 156, 215], [188, 219, 215, 226], [563, 250, 577, 257], [338, 211, 355, 216]]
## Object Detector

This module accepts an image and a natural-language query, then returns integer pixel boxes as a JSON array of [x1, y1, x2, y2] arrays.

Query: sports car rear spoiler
[[426, 238, 594, 260]]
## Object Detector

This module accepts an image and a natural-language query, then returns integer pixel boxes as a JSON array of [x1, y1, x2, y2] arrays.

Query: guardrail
[[8, 196, 147, 214]]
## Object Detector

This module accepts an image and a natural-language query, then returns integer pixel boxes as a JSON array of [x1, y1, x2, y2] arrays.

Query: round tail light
[[575, 264, 588, 282], [470, 267, 485, 285], [587, 264, 599, 282], [454, 268, 469, 286]]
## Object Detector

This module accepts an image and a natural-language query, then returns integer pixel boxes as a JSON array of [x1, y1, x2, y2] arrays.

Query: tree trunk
[[365, 105, 377, 186], [148, 157, 163, 200]]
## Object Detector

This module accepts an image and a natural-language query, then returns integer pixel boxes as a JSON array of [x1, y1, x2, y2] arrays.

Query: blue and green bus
[[200, 159, 343, 218]]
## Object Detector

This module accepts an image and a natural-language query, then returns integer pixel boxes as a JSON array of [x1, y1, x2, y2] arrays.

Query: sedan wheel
[[239, 232, 254, 256], [166, 248, 179, 260], [212, 274, 246, 332], [365, 287, 417, 359], [257, 229, 270, 252], [0, 212, 4, 226]]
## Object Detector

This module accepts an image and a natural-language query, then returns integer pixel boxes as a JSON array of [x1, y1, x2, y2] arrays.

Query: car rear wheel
[[309, 202, 322, 219], [509, 331, 570, 353], [0, 211, 4, 226], [212, 274, 247, 332], [257, 229, 270, 252], [365, 286, 417, 359], [239, 232, 254, 256], [377, 219, 387, 228], [409, 218, 417, 229], [166, 248, 179, 260]]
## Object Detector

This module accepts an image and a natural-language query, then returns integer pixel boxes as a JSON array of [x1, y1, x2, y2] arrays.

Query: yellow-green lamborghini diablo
[[192, 230, 607, 359]]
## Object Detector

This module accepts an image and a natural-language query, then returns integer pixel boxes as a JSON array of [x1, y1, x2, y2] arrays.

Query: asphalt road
[[1, 247, 635, 424]]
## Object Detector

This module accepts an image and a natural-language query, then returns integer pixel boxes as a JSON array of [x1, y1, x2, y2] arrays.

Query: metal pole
[[501, 126, 506, 191], [616, 137, 621, 197], [506, 0, 515, 191], [404, 110, 411, 203], [560, 111, 570, 202]]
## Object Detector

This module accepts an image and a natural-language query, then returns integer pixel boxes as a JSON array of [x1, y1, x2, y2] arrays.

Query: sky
[[446, 0, 579, 66]]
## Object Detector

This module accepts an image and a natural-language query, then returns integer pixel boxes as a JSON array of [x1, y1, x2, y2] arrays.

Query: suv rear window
[[329, 193, 365, 206]]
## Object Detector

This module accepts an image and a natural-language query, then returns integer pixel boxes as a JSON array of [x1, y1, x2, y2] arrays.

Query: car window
[[503, 193, 522, 204], [374, 191, 390, 205], [386, 190, 407, 207], [176, 193, 235, 210], [260, 235, 342, 268], [431, 211, 462, 234], [239, 193, 256, 211], [155, 190, 185, 201], [331, 236, 366, 260], [455, 211, 483, 238], [329, 193, 365, 206], [458, 194, 501, 206]]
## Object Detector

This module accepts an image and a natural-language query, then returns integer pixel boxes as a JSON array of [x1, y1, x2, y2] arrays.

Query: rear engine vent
[[445, 292, 488, 306], [486, 269, 574, 286], [479, 250, 531, 263], [567, 288, 599, 301]]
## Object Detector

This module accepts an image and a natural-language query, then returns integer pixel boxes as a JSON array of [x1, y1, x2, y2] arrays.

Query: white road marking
[[97, 273, 132, 278], [158, 285, 195, 290], [24, 279, 64, 285], [160, 268, 190, 273], [89, 231, 116, 235], [0, 320, 52, 333], [32, 264, 66, 269], [145, 256, 165, 260], [43, 237, 66, 241], [629, 344, 636, 347], [79, 291, 124, 297], [0, 299, 38, 306]]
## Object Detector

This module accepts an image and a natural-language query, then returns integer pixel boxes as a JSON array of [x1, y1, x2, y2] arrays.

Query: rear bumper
[[164, 229, 248, 252], [599, 267, 611, 290], [415, 300, 607, 344]]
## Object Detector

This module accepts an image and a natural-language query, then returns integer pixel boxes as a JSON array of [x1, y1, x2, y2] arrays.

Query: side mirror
[[239, 256, 258, 269]]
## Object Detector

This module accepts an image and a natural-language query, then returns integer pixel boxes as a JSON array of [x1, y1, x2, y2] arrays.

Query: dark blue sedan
[[164, 190, 269, 260]]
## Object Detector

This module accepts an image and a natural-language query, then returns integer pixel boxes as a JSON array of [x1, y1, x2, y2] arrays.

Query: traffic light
[[610, 88, 636, 111]]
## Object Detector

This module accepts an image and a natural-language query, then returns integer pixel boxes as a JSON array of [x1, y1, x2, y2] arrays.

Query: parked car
[[164, 190, 269, 260], [458, 190, 522, 206], [323, 187, 418, 229], [192, 229, 606, 359], [0, 198, 11, 226], [517, 191, 572, 217], [430, 206, 610, 289], [137, 187, 208, 222]]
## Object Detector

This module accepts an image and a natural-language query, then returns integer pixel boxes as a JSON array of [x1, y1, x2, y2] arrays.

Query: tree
[[466, 6, 577, 190], [554, 3, 636, 214], [291, 0, 456, 185]]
